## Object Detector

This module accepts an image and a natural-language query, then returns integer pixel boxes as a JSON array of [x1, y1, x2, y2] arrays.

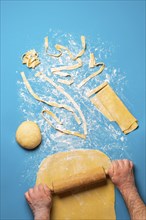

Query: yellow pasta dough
[[89, 82, 138, 134], [22, 49, 40, 68], [36, 150, 116, 220], [16, 121, 41, 149]]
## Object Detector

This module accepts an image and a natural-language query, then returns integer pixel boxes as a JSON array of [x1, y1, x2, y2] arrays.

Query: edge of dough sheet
[[88, 82, 138, 134], [36, 149, 116, 220]]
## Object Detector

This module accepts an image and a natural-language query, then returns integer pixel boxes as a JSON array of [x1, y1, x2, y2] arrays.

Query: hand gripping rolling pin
[[52, 167, 108, 194]]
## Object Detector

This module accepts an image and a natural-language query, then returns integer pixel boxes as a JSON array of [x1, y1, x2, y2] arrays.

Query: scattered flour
[[17, 30, 132, 186]]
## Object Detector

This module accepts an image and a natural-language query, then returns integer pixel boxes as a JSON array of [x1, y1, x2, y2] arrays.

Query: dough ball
[[16, 121, 42, 149]]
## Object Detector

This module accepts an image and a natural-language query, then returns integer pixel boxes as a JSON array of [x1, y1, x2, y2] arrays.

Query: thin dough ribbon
[[22, 49, 40, 68], [20, 72, 81, 125], [51, 58, 82, 73], [78, 62, 105, 88], [36, 72, 87, 136], [42, 109, 86, 139], [44, 36, 62, 57]]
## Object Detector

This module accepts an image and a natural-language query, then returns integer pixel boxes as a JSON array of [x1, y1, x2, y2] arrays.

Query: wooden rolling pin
[[52, 167, 107, 194]]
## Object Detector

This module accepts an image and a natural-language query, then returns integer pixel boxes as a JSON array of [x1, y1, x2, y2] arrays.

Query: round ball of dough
[[16, 121, 42, 149]]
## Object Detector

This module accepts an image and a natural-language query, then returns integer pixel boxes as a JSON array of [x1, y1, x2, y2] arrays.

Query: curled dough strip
[[89, 53, 96, 68], [20, 72, 80, 124], [58, 78, 74, 86], [52, 71, 71, 77], [86, 82, 108, 98], [77, 62, 105, 88], [50, 36, 85, 72], [22, 49, 40, 68], [55, 35, 86, 61], [44, 36, 62, 57], [42, 110, 86, 139], [36, 72, 87, 136], [42, 109, 63, 125], [51, 58, 82, 73]]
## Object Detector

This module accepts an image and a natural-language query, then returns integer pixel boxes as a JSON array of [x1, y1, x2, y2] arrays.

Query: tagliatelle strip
[[36, 72, 87, 135], [44, 37, 49, 53], [48, 44, 62, 58], [42, 109, 62, 125], [74, 35, 86, 60], [77, 62, 105, 88], [55, 36, 86, 61], [44, 36, 62, 58], [42, 110, 86, 139], [58, 78, 74, 85], [86, 82, 108, 98], [51, 58, 82, 73], [22, 49, 40, 68], [20, 72, 80, 124], [89, 53, 96, 68], [52, 72, 71, 77]]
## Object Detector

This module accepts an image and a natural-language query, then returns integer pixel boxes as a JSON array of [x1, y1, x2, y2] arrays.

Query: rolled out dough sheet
[[89, 83, 138, 134], [36, 150, 116, 220]]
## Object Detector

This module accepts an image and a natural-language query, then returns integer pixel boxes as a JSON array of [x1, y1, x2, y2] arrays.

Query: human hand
[[108, 160, 135, 191], [25, 184, 52, 220]]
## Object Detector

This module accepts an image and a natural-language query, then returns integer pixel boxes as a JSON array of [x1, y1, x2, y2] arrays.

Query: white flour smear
[[17, 30, 132, 186]]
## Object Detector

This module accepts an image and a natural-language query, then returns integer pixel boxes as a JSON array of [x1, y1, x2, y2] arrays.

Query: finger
[[38, 184, 44, 192], [33, 185, 39, 193], [117, 160, 124, 168], [130, 160, 134, 168], [107, 162, 114, 176], [25, 191, 31, 201], [123, 159, 131, 167], [44, 184, 52, 197], [28, 188, 34, 197], [112, 160, 120, 173]]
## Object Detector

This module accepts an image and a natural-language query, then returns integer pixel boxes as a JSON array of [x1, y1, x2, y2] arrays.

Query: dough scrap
[[22, 49, 40, 68], [36, 72, 87, 136], [44, 36, 62, 57], [20, 72, 80, 125], [58, 78, 74, 85], [41, 110, 86, 139], [55, 35, 86, 61], [36, 149, 116, 220], [89, 53, 96, 68], [89, 82, 138, 134], [51, 58, 82, 73], [77, 62, 105, 88], [16, 121, 41, 149], [52, 71, 71, 77]]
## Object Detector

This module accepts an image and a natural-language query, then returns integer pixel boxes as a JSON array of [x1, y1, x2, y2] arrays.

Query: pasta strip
[[51, 58, 82, 72], [55, 36, 86, 61], [42, 110, 86, 139], [44, 36, 49, 53], [89, 53, 96, 68], [20, 72, 80, 124], [58, 78, 74, 85], [36, 72, 87, 135], [86, 82, 108, 97], [22, 49, 40, 68], [42, 109, 62, 125], [52, 72, 71, 77], [77, 62, 105, 88], [44, 36, 62, 57], [74, 35, 86, 60]]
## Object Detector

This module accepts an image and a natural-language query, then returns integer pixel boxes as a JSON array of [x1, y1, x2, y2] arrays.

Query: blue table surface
[[1, 1, 145, 220]]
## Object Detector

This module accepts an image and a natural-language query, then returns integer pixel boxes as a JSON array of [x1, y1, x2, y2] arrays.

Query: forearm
[[34, 208, 51, 220], [34, 213, 50, 220], [119, 184, 146, 220]]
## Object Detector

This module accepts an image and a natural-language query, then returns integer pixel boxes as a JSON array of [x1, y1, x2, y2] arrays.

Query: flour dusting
[[17, 30, 132, 186]]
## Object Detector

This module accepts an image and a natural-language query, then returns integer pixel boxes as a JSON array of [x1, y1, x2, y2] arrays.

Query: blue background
[[1, 1, 145, 220]]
